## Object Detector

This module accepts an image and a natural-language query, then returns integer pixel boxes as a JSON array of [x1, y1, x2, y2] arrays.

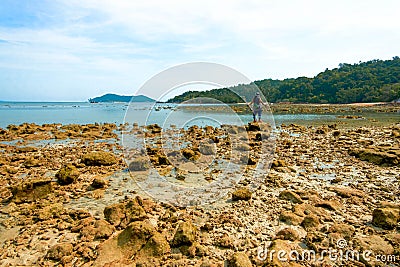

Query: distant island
[[88, 93, 155, 103], [168, 57, 400, 104]]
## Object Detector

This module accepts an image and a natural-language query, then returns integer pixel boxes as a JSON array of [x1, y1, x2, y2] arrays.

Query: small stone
[[279, 190, 303, 204], [23, 156, 41, 168], [228, 252, 252, 267], [328, 223, 355, 240], [301, 214, 320, 230], [279, 211, 303, 226], [137, 232, 170, 257], [275, 228, 299, 241], [129, 156, 150, 171], [56, 165, 80, 185], [47, 243, 73, 261], [231, 187, 252, 201], [272, 159, 287, 168], [372, 207, 399, 230], [81, 151, 117, 166], [215, 233, 234, 248], [171, 221, 198, 247], [315, 200, 342, 211], [11, 179, 52, 203], [91, 177, 108, 189], [199, 143, 216, 155], [104, 198, 147, 228], [181, 148, 200, 161]]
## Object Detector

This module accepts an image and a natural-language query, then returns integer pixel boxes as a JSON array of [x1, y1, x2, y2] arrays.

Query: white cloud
[[0, 0, 399, 100]]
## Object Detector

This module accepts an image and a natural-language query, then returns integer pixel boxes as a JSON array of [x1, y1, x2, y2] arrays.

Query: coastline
[[0, 115, 399, 266]]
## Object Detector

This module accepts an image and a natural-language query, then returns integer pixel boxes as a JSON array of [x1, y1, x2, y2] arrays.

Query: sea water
[[0, 101, 381, 129]]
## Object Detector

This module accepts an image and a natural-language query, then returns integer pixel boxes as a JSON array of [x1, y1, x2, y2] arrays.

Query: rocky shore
[[0, 119, 399, 266]]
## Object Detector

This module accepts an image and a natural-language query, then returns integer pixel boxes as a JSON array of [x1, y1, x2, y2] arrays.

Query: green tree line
[[168, 57, 400, 104]]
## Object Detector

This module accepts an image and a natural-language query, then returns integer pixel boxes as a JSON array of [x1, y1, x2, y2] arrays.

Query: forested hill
[[168, 57, 400, 104], [89, 94, 155, 103]]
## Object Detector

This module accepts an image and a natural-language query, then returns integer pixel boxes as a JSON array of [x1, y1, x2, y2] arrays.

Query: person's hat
[[256, 92, 260, 95]]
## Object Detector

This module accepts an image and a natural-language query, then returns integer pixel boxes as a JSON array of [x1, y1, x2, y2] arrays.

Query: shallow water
[[0, 102, 398, 129]]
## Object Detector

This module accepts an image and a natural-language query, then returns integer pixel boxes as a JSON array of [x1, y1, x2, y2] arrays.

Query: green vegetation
[[89, 93, 155, 103], [168, 57, 400, 104]]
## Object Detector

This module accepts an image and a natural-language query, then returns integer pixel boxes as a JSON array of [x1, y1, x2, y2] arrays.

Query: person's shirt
[[253, 95, 262, 109]]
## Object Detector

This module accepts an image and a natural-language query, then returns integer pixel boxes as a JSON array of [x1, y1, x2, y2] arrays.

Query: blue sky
[[0, 0, 399, 101]]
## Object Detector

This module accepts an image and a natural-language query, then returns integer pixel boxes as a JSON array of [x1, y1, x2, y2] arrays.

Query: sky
[[0, 0, 399, 101]]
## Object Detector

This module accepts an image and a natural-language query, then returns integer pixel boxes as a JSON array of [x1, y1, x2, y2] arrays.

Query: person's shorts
[[253, 108, 262, 117]]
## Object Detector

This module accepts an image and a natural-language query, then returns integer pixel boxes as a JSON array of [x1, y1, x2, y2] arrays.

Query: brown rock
[[349, 148, 399, 166], [136, 232, 170, 257], [372, 207, 399, 230], [354, 235, 394, 261], [279, 211, 303, 226], [215, 233, 234, 248], [228, 252, 252, 267], [93, 219, 115, 240], [181, 148, 200, 161], [272, 159, 287, 168], [247, 122, 261, 131], [94, 220, 163, 266], [47, 243, 73, 261], [23, 156, 41, 168], [81, 151, 117, 166], [16, 146, 38, 153], [279, 190, 303, 204], [385, 233, 400, 247], [275, 228, 299, 241], [315, 200, 342, 211], [91, 177, 108, 189], [117, 221, 156, 254], [331, 187, 365, 198], [129, 156, 150, 171], [199, 143, 216, 155], [301, 214, 320, 230], [104, 198, 147, 228], [328, 223, 355, 240], [231, 187, 252, 201], [265, 239, 303, 267], [171, 221, 198, 247], [56, 165, 80, 185], [11, 179, 52, 203], [235, 143, 251, 151]]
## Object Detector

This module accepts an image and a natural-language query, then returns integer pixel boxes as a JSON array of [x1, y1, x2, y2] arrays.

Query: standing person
[[248, 92, 266, 122]]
